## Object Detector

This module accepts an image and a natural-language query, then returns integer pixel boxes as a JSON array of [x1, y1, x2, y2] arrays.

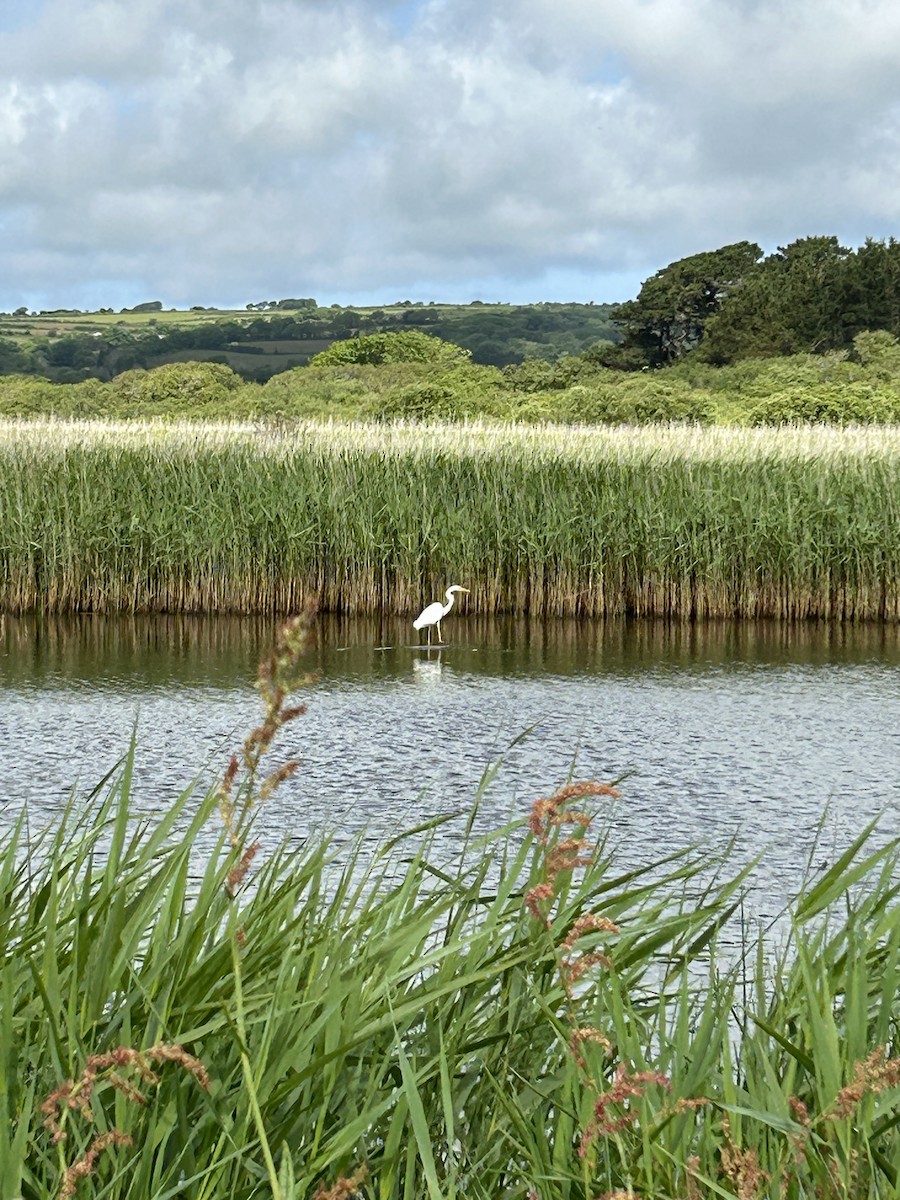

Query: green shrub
[[851, 329, 900, 379], [0, 375, 111, 417], [109, 361, 244, 412], [749, 384, 900, 424], [309, 329, 471, 367], [555, 380, 716, 424]]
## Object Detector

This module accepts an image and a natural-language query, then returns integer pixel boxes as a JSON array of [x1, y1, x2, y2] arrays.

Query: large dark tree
[[699, 236, 853, 363], [610, 241, 763, 366]]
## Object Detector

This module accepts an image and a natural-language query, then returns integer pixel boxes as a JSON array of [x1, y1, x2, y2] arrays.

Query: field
[[2, 419, 899, 619], [143, 340, 333, 374], [0, 300, 620, 382], [3, 614, 900, 1198]]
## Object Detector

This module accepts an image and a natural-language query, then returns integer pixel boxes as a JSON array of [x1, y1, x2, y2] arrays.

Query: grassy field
[[1, 419, 899, 619], [3, 615, 900, 1198]]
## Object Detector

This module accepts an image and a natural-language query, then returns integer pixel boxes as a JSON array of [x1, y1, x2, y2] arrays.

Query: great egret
[[413, 585, 469, 645]]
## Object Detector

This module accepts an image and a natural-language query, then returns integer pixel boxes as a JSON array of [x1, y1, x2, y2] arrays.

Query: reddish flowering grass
[[579, 1064, 671, 1155], [41, 1042, 209, 1144], [826, 1045, 900, 1120], [524, 780, 620, 926], [217, 605, 316, 900], [719, 1115, 769, 1200], [58, 1131, 134, 1200], [41, 1042, 210, 1199], [312, 1163, 369, 1199]]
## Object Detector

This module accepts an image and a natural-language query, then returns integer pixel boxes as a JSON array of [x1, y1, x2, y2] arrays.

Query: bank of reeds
[[3, 615, 900, 1198], [2, 418, 899, 619]]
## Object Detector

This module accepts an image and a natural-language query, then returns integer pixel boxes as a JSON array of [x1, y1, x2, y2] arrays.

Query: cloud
[[0, 0, 899, 309]]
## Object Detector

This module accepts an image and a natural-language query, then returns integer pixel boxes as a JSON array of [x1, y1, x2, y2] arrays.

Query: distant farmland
[[144, 339, 334, 373], [0, 301, 619, 382]]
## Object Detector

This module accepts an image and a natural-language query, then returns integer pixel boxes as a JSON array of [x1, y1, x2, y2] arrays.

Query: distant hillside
[[0, 300, 619, 384]]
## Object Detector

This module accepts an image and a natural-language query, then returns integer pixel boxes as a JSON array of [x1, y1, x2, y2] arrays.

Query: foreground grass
[[2, 418, 900, 619], [3, 617, 900, 1199]]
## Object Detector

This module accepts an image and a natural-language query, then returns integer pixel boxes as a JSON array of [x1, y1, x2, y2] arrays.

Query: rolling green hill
[[0, 300, 619, 384]]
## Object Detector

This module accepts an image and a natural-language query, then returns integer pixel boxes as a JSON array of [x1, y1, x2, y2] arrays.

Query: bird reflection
[[412, 648, 444, 681]]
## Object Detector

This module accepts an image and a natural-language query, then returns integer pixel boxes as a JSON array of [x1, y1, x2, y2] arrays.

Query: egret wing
[[413, 601, 443, 629]]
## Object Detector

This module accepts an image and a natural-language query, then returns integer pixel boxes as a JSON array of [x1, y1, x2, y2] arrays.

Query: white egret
[[413, 585, 469, 645]]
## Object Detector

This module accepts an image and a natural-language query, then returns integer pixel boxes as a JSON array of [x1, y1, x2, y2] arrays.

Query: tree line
[[606, 235, 900, 368]]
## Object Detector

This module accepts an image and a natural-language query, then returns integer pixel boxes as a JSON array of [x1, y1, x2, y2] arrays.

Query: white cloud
[[1, 0, 899, 309]]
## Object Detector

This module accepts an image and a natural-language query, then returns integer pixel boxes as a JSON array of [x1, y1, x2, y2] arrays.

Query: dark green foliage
[[0, 337, 32, 374], [700, 236, 853, 363], [697, 236, 900, 365], [122, 300, 164, 313], [612, 241, 763, 365], [614, 234, 900, 369], [424, 301, 619, 365]]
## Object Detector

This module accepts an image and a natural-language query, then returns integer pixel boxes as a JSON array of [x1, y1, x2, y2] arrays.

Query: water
[[1, 613, 899, 922]]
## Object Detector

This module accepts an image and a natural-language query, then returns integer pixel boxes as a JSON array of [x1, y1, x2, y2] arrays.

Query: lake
[[1, 613, 898, 925]]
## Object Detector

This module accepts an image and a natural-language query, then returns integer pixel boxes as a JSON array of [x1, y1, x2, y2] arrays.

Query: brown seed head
[[312, 1164, 369, 1200], [59, 1131, 133, 1200], [827, 1046, 900, 1120], [562, 950, 613, 991], [226, 840, 261, 896], [579, 1064, 670, 1155], [524, 881, 555, 922], [259, 759, 299, 803], [788, 1095, 810, 1126], [569, 1026, 613, 1067], [562, 913, 621, 948], [546, 838, 593, 874]]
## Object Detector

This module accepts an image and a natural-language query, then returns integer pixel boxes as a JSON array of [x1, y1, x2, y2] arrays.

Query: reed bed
[[2, 418, 899, 618], [3, 615, 900, 1198]]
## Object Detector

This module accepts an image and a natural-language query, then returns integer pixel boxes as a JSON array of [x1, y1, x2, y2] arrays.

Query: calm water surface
[[2, 614, 899, 920]]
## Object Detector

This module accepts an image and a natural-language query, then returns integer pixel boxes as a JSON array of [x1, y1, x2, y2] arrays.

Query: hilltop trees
[[699, 236, 853, 362], [609, 241, 763, 366], [614, 235, 900, 368]]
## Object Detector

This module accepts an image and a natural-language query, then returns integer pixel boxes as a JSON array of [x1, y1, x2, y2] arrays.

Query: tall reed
[[2, 418, 899, 618]]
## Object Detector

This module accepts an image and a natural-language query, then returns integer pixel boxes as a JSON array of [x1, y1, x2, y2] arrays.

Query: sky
[[2, 0, 900, 313]]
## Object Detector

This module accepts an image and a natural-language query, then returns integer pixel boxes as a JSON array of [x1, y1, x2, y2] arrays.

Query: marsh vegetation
[[2, 419, 898, 619]]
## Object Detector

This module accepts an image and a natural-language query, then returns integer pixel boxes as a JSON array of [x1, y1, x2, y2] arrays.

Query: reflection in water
[[3, 612, 900, 688], [1, 612, 899, 927], [412, 650, 445, 684]]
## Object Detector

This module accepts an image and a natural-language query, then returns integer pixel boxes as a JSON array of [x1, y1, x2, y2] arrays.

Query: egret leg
[[436, 619, 443, 644]]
